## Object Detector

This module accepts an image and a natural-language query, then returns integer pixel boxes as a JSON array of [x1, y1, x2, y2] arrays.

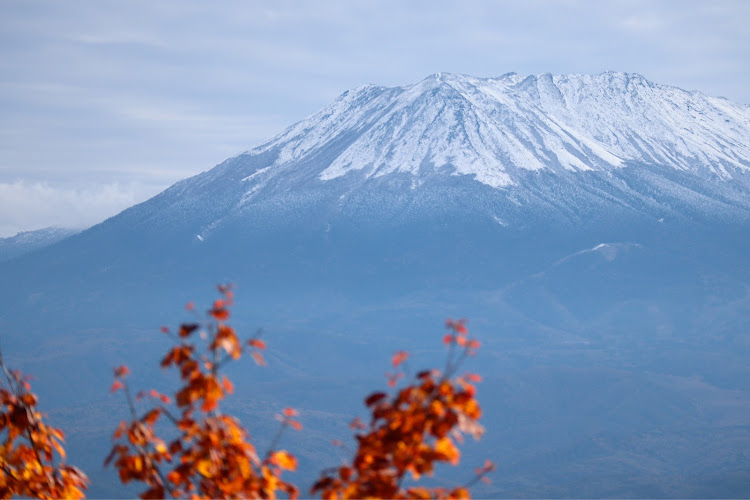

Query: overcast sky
[[1, 0, 748, 236]]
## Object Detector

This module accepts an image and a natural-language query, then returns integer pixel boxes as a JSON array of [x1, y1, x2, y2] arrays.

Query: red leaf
[[283, 407, 299, 417], [178, 323, 199, 338], [365, 392, 387, 407], [185, 301, 195, 311], [455, 321, 468, 336], [443, 334, 453, 345], [110, 380, 124, 393], [160, 326, 169, 333], [114, 365, 130, 378], [211, 308, 230, 321]]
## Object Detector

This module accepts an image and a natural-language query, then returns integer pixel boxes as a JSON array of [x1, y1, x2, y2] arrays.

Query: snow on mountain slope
[[247, 72, 750, 192], [110, 71, 750, 240]]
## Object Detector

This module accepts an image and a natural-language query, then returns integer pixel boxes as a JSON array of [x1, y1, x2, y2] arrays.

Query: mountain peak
[[142, 71, 750, 239], [251, 71, 739, 189]]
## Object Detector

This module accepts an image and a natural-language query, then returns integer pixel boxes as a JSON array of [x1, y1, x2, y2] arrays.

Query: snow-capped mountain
[[114, 71, 750, 243], [4, 71, 749, 285], [255, 71, 750, 187]]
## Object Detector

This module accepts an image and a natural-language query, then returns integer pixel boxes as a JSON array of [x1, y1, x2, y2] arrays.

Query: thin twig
[[263, 420, 288, 462], [121, 380, 173, 499]]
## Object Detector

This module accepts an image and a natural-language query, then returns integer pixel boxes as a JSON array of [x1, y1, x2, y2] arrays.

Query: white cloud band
[[0, 180, 164, 237]]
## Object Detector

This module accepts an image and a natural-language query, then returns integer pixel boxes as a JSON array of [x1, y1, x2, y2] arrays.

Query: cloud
[[0, 180, 165, 237]]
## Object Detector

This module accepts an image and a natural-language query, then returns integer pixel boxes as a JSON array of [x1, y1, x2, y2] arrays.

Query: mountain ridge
[[245, 71, 750, 189]]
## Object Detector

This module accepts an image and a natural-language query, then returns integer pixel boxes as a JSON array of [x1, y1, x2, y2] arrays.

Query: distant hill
[[0, 226, 79, 262]]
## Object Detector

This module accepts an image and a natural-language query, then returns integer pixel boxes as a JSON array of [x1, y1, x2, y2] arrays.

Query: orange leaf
[[110, 380, 124, 393], [435, 437, 460, 465], [251, 351, 266, 366], [391, 350, 408, 367], [283, 407, 299, 417], [53, 438, 67, 460], [201, 398, 218, 412], [222, 376, 234, 394], [270, 450, 297, 471], [113, 420, 127, 439], [465, 373, 482, 383], [248, 338, 266, 350], [289, 419, 302, 431], [196, 459, 214, 478]]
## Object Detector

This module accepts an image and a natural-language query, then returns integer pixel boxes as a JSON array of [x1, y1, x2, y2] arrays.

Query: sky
[[1, 0, 748, 237]]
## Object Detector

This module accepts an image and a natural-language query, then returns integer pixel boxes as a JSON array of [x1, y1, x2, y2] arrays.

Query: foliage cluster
[[0, 351, 88, 499], [1, 286, 492, 499]]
